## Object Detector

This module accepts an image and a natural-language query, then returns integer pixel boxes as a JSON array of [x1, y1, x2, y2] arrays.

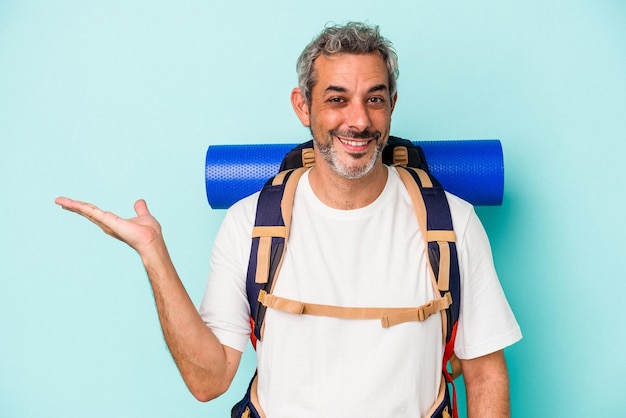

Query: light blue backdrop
[[1, 1, 624, 416]]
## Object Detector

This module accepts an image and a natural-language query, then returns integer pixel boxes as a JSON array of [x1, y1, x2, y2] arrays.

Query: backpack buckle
[[301, 148, 315, 167], [392, 146, 409, 166]]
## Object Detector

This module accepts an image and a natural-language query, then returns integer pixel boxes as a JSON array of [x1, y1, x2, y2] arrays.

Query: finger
[[134, 199, 151, 217], [55, 196, 75, 207], [55, 197, 131, 242], [55, 196, 95, 212], [55, 197, 105, 222]]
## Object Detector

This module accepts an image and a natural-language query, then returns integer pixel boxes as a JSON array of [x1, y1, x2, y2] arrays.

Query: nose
[[345, 101, 371, 132]]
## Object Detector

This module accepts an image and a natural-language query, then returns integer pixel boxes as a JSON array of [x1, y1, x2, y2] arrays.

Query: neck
[[308, 163, 388, 210]]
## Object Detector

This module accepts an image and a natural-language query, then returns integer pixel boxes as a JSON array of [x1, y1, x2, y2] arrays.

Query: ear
[[390, 92, 398, 114], [291, 87, 311, 127]]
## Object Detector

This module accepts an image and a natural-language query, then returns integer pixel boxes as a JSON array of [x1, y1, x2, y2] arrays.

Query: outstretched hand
[[55, 197, 163, 253]]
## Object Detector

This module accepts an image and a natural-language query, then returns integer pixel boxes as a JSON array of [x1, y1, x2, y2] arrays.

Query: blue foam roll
[[205, 140, 504, 209]]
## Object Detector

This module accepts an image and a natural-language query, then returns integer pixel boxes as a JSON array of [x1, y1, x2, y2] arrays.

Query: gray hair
[[296, 22, 399, 104]]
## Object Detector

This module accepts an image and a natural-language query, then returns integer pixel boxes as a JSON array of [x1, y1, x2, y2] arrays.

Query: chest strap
[[258, 289, 452, 328]]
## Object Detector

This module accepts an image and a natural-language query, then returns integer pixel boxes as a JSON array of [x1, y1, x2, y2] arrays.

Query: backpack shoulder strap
[[246, 167, 307, 346], [396, 165, 462, 418], [395, 166, 461, 342]]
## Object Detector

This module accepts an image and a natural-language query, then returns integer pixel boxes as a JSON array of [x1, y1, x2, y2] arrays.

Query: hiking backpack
[[232, 136, 462, 418]]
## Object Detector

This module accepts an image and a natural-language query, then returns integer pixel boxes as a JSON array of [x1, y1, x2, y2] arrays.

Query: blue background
[[1, 1, 625, 416]]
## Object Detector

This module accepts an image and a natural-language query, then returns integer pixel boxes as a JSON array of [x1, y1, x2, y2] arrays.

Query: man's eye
[[369, 97, 384, 103], [328, 97, 345, 103]]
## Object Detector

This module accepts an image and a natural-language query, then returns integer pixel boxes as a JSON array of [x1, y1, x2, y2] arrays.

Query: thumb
[[134, 199, 150, 217]]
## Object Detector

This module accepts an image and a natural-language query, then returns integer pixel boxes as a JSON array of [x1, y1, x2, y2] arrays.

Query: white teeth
[[340, 138, 368, 147]]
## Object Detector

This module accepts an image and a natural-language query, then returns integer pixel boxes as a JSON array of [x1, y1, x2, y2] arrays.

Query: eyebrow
[[369, 84, 388, 93], [325, 85, 348, 94], [324, 84, 389, 94]]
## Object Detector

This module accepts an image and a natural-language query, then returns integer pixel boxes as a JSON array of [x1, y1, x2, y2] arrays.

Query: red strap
[[249, 316, 258, 350], [442, 323, 459, 418]]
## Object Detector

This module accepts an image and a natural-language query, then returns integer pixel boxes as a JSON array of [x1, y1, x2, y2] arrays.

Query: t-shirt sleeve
[[451, 200, 522, 359], [197, 195, 258, 353]]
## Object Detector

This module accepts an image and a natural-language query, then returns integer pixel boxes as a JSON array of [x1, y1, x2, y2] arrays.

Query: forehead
[[312, 52, 389, 92]]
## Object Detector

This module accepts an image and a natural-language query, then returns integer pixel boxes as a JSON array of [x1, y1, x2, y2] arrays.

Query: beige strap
[[301, 148, 315, 167], [252, 226, 287, 238], [415, 168, 433, 188], [427, 230, 456, 242], [258, 290, 305, 314], [437, 242, 451, 292], [249, 374, 266, 418], [271, 169, 291, 186], [254, 167, 308, 339], [258, 290, 451, 328], [425, 231, 455, 292], [396, 166, 455, 343], [279, 167, 306, 238], [252, 227, 287, 284], [425, 376, 449, 417], [381, 293, 452, 328], [396, 168, 438, 290], [392, 146, 409, 166], [272, 167, 307, 287], [254, 236, 271, 284]]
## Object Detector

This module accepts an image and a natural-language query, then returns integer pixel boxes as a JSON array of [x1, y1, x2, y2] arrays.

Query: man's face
[[293, 52, 397, 180]]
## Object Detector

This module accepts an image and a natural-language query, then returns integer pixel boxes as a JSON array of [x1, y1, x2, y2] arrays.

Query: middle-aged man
[[56, 21, 522, 418]]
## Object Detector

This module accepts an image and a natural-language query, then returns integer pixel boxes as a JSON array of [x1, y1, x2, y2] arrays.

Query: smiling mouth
[[337, 137, 372, 147]]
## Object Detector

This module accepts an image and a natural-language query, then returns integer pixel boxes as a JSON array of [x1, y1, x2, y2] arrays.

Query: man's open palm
[[55, 197, 162, 253]]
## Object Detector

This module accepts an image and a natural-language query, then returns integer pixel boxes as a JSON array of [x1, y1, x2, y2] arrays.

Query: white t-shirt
[[199, 166, 521, 417]]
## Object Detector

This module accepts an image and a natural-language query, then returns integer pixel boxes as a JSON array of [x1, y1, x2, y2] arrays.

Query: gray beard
[[315, 137, 385, 179]]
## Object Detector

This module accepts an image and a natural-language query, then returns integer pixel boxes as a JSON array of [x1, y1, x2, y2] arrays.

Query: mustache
[[330, 129, 381, 140]]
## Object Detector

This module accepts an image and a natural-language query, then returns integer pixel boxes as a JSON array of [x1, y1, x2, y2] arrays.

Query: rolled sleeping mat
[[205, 140, 504, 209]]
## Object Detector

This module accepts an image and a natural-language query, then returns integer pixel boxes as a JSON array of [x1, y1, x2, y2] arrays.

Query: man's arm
[[461, 349, 510, 418], [55, 197, 241, 401]]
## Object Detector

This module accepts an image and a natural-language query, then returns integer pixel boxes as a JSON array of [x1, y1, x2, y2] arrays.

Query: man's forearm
[[141, 238, 240, 401], [462, 350, 511, 418]]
